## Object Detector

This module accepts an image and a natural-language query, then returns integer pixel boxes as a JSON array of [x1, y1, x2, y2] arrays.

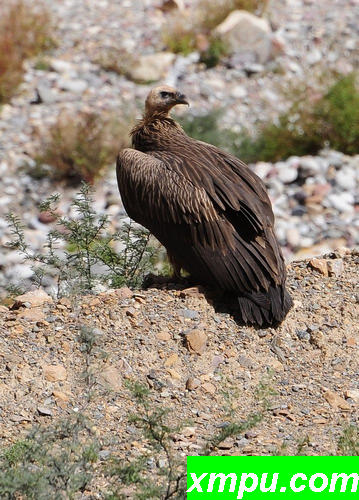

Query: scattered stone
[[286, 228, 300, 248], [38, 211, 57, 224], [186, 377, 201, 391], [157, 330, 171, 341], [50, 59, 73, 73], [327, 259, 344, 277], [202, 382, 216, 394], [179, 287, 205, 299], [296, 329, 310, 341], [58, 78, 88, 93], [179, 309, 199, 320], [125, 307, 137, 318], [17, 307, 45, 322], [345, 390, 359, 403], [218, 438, 235, 450], [346, 337, 357, 347], [115, 287, 133, 300], [43, 364, 67, 382], [127, 52, 176, 83], [323, 390, 351, 410], [185, 329, 208, 354], [14, 288, 53, 308], [164, 353, 179, 367], [37, 405, 54, 416], [100, 366, 122, 391], [214, 10, 273, 63], [160, 0, 185, 12], [53, 390, 71, 402], [309, 258, 328, 276], [276, 162, 298, 183]]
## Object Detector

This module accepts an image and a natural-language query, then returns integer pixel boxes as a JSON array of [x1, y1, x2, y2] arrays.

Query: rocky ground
[[0, 0, 358, 296], [0, 250, 358, 465]]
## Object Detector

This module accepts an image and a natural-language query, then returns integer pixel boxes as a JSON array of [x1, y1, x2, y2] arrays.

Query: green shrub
[[36, 111, 129, 184], [338, 425, 359, 456], [6, 183, 158, 297], [0, 415, 98, 499], [180, 109, 238, 152], [0, 1, 54, 103], [238, 73, 359, 162]]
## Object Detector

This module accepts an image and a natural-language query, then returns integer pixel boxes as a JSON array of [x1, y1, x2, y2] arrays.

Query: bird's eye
[[160, 91, 170, 98]]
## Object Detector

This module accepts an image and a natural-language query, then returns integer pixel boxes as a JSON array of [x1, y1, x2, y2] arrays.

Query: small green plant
[[238, 73, 359, 162], [0, 414, 99, 499], [6, 183, 158, 297], [107, 380, 186, 499], [0, 1, 55, 103], [180, 109, 239, 154], [338, 425, 359, 456], [36, 110, 128, 184], [199, 37, 229, 69]]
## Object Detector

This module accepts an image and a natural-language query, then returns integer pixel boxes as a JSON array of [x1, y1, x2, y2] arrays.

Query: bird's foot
[[143, 273, 190, 289]]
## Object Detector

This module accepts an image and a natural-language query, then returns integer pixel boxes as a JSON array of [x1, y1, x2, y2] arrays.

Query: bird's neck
[[130, 113, 184, 152]]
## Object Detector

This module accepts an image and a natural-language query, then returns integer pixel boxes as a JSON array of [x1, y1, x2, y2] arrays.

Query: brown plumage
[[116, 85, 293, 326]]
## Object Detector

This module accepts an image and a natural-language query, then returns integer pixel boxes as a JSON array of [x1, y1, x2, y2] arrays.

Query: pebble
[[179, 309, 199, 320], [345, 389, 359, 403], [100, 366, 122, 391], [323, 390, 351, 410], [309, 258, 328, 277], [327, 259, 344, 277], [37, 405, 54, 416], [296, 329, 310, 341], [185, 329, 208, 354], [186, 377, 201, 390], [58, 78, 88, 93], [276, 163, 298, 184], [43, 364, 67, 382]]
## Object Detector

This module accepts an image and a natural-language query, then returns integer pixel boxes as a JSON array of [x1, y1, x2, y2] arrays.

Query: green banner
[[187, 456, 359, 498]]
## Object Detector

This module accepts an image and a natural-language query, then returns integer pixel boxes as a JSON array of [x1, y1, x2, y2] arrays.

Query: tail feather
[[238, 285, 293, 326]]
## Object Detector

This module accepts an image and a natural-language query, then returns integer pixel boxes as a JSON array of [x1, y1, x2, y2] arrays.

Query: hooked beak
[[175, 92, 189, 106]]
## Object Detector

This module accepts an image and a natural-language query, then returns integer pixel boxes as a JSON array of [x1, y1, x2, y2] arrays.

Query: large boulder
[[214, 10, 273, 64], [126, 52, 176, 83]]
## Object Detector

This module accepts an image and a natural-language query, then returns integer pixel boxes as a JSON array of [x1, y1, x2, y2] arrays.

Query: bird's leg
[[143, 253, 185, 289], [168, 252, 185, 283]]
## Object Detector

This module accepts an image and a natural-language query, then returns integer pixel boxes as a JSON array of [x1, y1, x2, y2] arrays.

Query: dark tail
[[237, 285, 293, 327]]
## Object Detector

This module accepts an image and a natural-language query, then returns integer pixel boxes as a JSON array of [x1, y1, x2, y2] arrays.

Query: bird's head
[[145, 85, 189, 117]]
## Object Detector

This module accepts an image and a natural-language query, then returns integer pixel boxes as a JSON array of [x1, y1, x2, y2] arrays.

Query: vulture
[[116, 85, 293, 326]]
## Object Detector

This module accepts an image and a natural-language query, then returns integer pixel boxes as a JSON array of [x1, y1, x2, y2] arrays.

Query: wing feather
[[117, 141, 286, 295]]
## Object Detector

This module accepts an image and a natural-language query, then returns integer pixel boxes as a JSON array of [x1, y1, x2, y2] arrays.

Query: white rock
[[276, 162, 298, 183], [58, 78, 88, 93], [307, 48, 322, 65], [231, 85, 247, 99], [5, 264, 34, 280], [327, 192, 355, 213], [127, 52, 176, 83], [335, 166, 357, 191], [50, 59, 73, 73], [253, 162, 272, 179], [286, 228, 300, 247], [214, 10, 273, 64], [299, 157, 322, 176]]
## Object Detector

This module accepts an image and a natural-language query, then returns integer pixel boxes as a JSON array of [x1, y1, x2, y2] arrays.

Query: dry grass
[[163, 0, 268, 57], [93, 47, 131, 76], [0, 0, 54, 103], [36, 110, 130, 184]]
